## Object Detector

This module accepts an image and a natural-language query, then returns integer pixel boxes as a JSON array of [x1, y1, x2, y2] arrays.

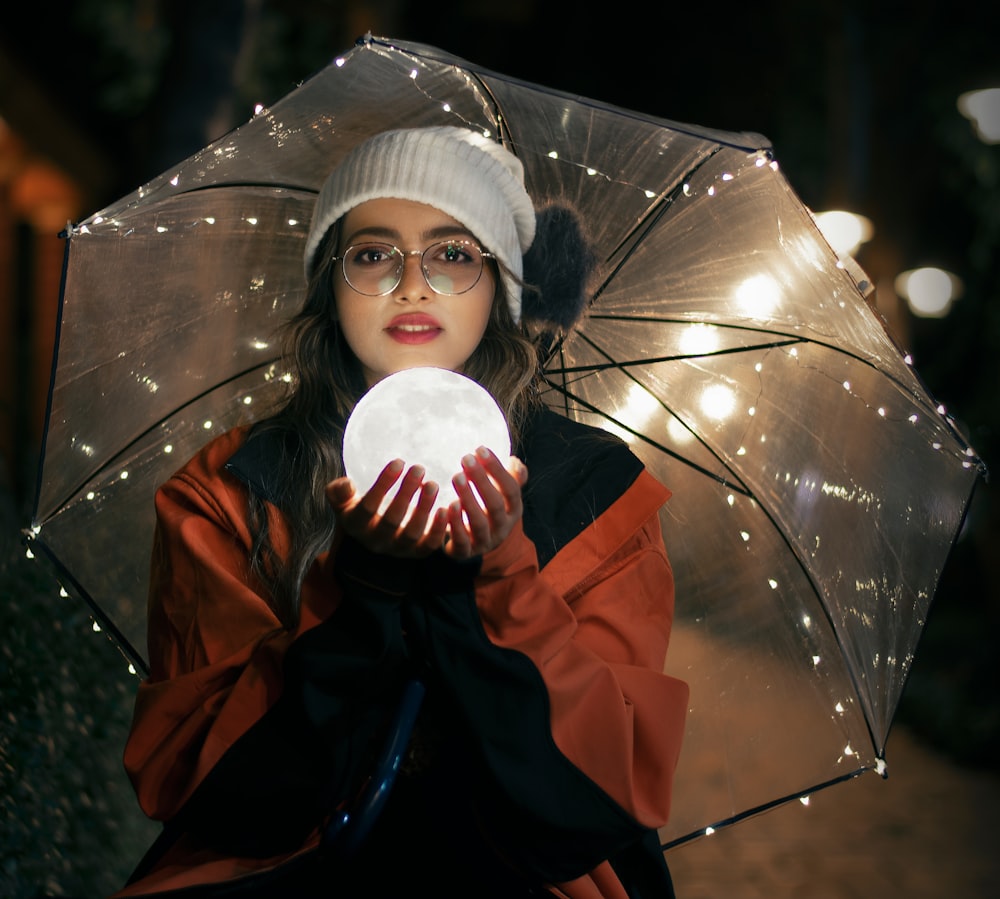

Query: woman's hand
[[444, 447, 528, 560], [326, 448, 527, 560], [326, 460, 449, 558]]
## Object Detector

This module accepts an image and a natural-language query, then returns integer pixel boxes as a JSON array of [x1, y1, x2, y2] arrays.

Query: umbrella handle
[[322, 678, 426, 856]]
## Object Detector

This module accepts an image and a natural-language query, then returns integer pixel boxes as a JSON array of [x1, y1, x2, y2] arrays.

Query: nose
[[394, 250, 430, 302]]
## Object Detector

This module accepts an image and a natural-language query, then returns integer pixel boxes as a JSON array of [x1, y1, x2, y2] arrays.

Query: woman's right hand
[[326, 460, 450, 558]]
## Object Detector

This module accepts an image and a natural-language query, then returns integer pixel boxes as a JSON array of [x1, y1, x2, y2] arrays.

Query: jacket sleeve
[[123, 435, 416, 842], [408, 469, 688, 882]]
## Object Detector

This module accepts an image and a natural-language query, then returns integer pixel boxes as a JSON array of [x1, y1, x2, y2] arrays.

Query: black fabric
[[224, 425, 293, 507], [608, 829, 677, 899], [518, 406, 644, 568]]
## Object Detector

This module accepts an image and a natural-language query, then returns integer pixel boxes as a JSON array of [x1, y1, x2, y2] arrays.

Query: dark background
[[1, 1, 997, 896]]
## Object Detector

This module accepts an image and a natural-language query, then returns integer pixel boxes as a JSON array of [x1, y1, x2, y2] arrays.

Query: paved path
[[664, 724, 1000, 897]]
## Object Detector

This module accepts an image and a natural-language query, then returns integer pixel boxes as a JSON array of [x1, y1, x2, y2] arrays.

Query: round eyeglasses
[[332, 239, 495, 297]]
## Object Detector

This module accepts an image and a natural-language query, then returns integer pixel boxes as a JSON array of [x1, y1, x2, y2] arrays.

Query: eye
[[350, 243, 397, 266], [431, 241, 478, 266]]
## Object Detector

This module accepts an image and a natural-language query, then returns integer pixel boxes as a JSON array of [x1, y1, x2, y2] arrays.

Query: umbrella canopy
[[26, 35, 982, 849]]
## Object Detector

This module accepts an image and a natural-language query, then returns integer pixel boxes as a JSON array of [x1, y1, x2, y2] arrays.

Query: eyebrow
[[342, 224, 479, 246]]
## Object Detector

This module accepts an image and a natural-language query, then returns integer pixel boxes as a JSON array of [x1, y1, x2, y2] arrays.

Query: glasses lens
[[342, 243, 402, 295], [339, 241, 486, 295], [422, 240, 484, 295]]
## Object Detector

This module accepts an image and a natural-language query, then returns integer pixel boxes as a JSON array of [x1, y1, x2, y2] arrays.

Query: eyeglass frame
[[330, 238, 497, 297]]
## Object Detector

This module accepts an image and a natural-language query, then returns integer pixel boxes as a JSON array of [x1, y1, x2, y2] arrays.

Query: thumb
[[507, 455, 528, 486], [326, 477, 356, 508]]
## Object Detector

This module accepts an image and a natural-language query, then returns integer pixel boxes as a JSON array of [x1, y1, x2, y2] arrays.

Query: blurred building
[[0, 48, 114, 507]]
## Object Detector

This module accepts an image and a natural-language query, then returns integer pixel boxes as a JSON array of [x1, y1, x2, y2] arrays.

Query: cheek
[[333, 296, 371, 353]]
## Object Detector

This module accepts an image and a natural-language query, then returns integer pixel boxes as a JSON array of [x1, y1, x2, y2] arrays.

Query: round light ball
[[342, 367, 511, 516]]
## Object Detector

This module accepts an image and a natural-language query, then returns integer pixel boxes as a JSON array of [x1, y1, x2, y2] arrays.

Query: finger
[[326, 477, 357, 512], [467, 449, 520, 519], [507, 455, 528, 487], [377, 464, 426, 530], [359, 459, 406, 515], [444, 501, 472, 558], [454, 464, 492, 548], [399, 480, 438, 543], [418, 506, 450, 552]]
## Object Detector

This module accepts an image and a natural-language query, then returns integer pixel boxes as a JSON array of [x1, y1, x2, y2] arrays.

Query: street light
[[813, 209, 874, 257], [957, 88, 1000, 144], [894, 267, 963, 318]]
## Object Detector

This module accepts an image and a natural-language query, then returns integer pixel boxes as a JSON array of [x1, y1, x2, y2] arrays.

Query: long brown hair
[[247, 221, 541, 626]]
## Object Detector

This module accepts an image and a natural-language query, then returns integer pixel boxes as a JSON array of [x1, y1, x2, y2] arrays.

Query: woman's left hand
[[444, 447, 528, 560]]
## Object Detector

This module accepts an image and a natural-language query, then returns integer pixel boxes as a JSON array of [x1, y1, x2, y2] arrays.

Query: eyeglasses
[[332, 239, 495, 296]]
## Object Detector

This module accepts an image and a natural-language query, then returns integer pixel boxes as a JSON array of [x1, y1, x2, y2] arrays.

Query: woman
[[116, 126, 689, 898]]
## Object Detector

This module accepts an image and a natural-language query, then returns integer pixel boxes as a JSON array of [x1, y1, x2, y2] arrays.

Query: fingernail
[[461, 454, 477, 468]]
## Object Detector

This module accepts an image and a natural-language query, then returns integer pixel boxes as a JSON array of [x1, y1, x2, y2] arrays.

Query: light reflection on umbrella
[[25, 35, 983, 850]]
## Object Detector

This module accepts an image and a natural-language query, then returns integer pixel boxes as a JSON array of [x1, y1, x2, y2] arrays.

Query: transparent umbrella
[[25, 34, 983, 850]]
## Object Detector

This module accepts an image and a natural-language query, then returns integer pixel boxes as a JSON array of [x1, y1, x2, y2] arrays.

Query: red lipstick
[[385, 312, 442, 345]]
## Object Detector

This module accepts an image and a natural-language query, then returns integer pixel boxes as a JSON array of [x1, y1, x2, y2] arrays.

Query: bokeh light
[[894, 267, 964, 318]]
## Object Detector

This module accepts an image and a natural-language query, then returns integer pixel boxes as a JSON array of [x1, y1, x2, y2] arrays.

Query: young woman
[[115, 126, 689, 898]]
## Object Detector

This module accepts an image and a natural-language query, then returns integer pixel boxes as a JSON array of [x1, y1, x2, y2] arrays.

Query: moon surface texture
[[343, 367, 511, 515]]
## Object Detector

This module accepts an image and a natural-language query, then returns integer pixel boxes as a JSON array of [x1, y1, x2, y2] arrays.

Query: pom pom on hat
[[521, 202, 599, 332], [304, 126, 536, 322]]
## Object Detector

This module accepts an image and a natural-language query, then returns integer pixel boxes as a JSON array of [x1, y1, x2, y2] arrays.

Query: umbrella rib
[[152, 180, 321, 200], [658, 765, 872, 850], [545, 338, 804, 375], [37, 358, 282, 521], [591, 144, 736, 304], [562, 315, 960, 429], [387, 37, 771, 153], [540, 374, 752, 495], [22, 532, 149, 677]]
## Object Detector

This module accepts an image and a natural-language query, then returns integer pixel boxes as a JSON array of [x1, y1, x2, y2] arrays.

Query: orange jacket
[[115, 410, 688, 897]]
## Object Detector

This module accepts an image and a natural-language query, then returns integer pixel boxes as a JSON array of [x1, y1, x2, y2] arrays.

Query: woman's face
[[333, 198, 496, 387]]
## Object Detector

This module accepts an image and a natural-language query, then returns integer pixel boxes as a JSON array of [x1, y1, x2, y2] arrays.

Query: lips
[[386, 313, 442, 345]]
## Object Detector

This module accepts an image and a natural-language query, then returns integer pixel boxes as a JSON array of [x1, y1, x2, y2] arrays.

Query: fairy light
[[665, 416, 694, 445], [699, 384, 736, 421], [734, 273, 781, 318], [679, 323, 720, 356]]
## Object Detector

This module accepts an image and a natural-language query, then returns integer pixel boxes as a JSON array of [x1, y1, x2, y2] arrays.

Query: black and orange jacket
[[115, 407, 689, 898]]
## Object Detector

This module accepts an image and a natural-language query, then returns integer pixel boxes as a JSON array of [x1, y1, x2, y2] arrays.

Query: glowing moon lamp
[[342, 367, 511, 516]]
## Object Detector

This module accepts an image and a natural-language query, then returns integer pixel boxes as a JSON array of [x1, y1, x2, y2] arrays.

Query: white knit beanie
[[303, 126, 536, 322]]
